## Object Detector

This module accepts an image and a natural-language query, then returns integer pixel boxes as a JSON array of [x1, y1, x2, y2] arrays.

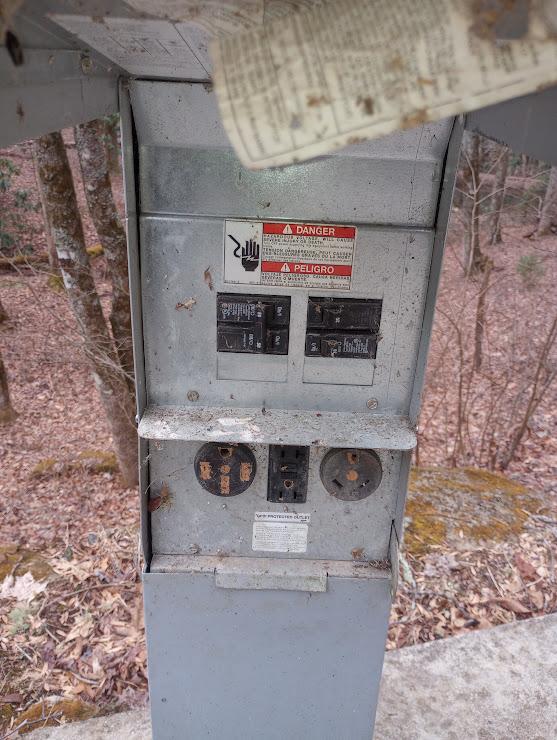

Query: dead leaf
[[514, 554, 537, 581], [497, 598, 530, 615]]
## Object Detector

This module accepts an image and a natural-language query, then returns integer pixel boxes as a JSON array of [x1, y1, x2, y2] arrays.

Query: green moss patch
[[405, 466, 541, 556], [31, 450, 118, 479], [15, 699, 98, 734], [0, 546, 53, 582]]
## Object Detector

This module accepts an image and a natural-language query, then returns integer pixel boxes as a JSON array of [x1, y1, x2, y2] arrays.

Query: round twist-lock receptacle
[[320, 448, 382, 501], [194, 443, 256, 496]]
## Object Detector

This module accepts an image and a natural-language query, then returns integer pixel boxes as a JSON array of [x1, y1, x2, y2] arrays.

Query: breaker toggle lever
[[217, 293, 290, 355]]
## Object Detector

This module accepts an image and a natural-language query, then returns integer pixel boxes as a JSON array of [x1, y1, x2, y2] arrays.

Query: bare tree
[[488, 144, 509, 245], [0, 347, 15, 424], [34, 132, 138, 487], [74, 119, 134, 392], [102, 115, 121, 177], [473, 260, 493, 371], [536, 165, 557, 237], [500, 313, 557, 469], [461, 132, 487, 276], [32, 148, 59, 273]]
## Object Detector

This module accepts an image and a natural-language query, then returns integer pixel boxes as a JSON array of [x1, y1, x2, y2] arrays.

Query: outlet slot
[[267, 445, 310, 504]]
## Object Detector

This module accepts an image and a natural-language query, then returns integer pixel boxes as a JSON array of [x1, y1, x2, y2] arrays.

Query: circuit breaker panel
[[124, 80, 461, 739]]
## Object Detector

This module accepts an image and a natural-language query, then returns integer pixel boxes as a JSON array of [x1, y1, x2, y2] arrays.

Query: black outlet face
[[217, 293, 291, 355], [320, 448, 382, 501], [194, 443, 256, 496], [267, 445, 309, 504], [305, 297, 382, 359]]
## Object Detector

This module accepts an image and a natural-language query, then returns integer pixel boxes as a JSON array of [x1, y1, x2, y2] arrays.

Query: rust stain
[[400, 109, 430, 129], [346, 136, 366, 145], [388, 54, 405, 71], [204, 267, 214, 291], [307, 94, 330, 107], [239, 462, 252, 482], [356, 96, 374, 116], [351, 547, 365, 560], [220, 475, 230, 495], [199, 461, 212, 481]]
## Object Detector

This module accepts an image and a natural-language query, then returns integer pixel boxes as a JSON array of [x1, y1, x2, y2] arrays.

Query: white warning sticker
[[224, 220, 356, 290], [252, 512, 310, 553]]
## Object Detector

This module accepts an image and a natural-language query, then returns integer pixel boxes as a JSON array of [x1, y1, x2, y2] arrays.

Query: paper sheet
[[209, 0, 557, 169]]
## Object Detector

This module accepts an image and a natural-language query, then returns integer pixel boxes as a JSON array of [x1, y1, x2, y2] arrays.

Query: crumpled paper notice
[[209, 0, 557, 169]]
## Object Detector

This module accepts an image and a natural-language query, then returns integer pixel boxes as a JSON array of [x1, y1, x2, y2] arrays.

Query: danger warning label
[[223, 220, 356, 290]]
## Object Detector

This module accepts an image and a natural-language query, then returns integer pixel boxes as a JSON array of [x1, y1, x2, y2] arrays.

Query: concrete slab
[[26, 614, 557, 740]]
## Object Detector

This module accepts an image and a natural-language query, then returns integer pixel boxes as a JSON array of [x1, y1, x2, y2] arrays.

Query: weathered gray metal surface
[[118, 69, 463, 737], [0, 48, 117, 148], [151, 554, 391, 591], [25, 614, 557, 740], [143, 569, 391, 740], [408, 118, 464, 424], [131, 81, 452, 228], [466, 84, 557, 165], [139, 217, 435, 414], [120, 82, 151, 565], [139, 406, 416, 448], [149, 443, 403, 561]]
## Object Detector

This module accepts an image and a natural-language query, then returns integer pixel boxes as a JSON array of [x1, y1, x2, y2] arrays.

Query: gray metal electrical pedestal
[[2, 7, 557, 740], [121, 81, 462, 738]]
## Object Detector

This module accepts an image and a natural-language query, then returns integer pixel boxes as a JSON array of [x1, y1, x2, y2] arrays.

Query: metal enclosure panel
[[139, 218, 434, 415], [144, 570, 391, 740], [138, 406, 416, 449], [0, 48, 117, 148], [131, 81, 452, 227], [150, 443, 402, 561], [466, 85, 557, 165]]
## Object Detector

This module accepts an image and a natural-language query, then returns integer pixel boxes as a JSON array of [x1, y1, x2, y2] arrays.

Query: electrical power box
[[121, 81, 462, 739]]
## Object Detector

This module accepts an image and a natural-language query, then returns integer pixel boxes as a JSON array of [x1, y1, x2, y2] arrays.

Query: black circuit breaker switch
[[217, 293, 290, 355], [305, 297, 382, 359]]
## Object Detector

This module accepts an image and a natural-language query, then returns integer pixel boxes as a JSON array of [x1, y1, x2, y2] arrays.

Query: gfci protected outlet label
[[252, 512, 310, 553], [224, 220, 356, 290]]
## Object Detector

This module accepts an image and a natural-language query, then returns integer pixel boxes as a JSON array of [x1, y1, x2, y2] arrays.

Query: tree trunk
[[536, 165, 557, 237], [461, 132, 486, 276], [0, 347, 15, 424], [0, 295, 7, 323], [34, 132, 138, 487], [488, 145, 509, 245], [103, 116, 121, 176], [74, 119, 134, 393], [32, 148, 59, 273], [473, 260, 493, 371]]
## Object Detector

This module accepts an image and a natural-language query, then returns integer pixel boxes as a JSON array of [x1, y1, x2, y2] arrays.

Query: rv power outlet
[[320, 448, 383, 501]]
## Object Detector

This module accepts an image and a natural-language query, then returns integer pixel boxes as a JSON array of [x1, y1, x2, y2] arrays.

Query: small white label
[[224, 220, 356, 290], [252, 512, 310, 553]]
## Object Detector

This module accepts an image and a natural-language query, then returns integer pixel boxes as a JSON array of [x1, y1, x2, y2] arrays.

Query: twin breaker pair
[[123, 80, 462, 739]]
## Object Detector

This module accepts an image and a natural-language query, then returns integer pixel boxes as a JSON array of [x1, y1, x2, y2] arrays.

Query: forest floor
[[0, 140, 556, 735]]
